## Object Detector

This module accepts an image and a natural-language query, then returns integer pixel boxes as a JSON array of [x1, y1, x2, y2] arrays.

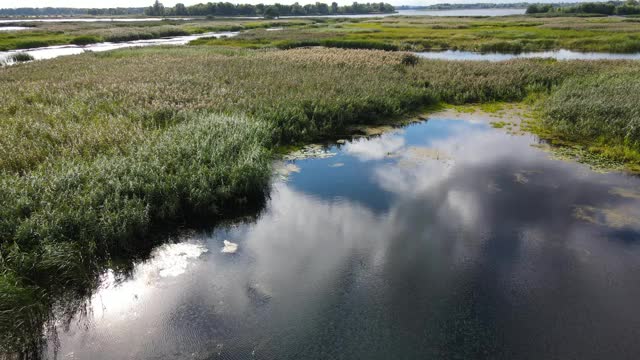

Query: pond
[[45, 112, 640, 359], [0, 31, 237, 64], [415, 49, 640, 61]]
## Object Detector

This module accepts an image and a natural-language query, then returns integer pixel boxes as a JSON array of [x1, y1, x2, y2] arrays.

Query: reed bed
[[542, 68, 640, 165], [1, 45, 639, 353], [195, 15, 640, 53]]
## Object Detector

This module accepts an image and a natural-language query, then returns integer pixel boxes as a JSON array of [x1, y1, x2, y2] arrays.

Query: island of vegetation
[[527, 0, 640, 15], [1, 5, 640, 356]]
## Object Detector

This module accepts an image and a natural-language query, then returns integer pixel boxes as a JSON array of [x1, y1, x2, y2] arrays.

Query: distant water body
[[395, 8, 526, 16], [0, 8, 526, 24]]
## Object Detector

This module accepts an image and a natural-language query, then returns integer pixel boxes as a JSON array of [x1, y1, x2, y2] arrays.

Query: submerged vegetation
[[1, 12, 640, 355]]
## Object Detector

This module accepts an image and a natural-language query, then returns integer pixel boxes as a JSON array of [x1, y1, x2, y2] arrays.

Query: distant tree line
[[526, 0, 640, 15], [0, 7, 145, 16], [145, 0, 395, 17]]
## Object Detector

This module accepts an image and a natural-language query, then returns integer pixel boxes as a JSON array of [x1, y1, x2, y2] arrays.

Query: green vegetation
[[150, 0, 395, 17], [2, 13, 640, 354], [7, 52, 34, 63], [0, 47, 431, 352], [0, 19, 311, 51], [527, 1, 640, 16], [538, 68, 640, 170], [192, 15, 640, 53]]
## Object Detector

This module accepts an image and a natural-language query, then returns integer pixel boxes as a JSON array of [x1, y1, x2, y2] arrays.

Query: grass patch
[[8, 52, 34, 63], [70, 35, 102, 45], [192, 16, 640, 53]]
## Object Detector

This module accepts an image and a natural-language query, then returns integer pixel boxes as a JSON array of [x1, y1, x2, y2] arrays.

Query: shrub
[[401, 53, 419, 66], [8, 52, 34, 63], [70, 35, 102, 46]]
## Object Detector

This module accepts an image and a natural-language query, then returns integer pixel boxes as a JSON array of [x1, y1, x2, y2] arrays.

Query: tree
[[145, 0, 164, 16], [264, 5, 279, 19], [174, 3, 187, 15], [331, 2, 339, 13]]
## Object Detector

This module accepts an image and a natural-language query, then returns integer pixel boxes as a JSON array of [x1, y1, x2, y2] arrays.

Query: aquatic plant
[[70, 35, 102, 46], [541, 68, 640, 167]]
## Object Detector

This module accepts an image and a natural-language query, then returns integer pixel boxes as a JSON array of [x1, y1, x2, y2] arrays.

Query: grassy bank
[[1, 45, 640, 353], [0, 19, 311, 51], [192, 15, 640, 53], [537, 68, 640, 171]]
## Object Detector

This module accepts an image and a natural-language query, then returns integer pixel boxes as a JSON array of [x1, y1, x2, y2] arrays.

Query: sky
[[0, 0, 592, 9], [0, 0, 596, 9]]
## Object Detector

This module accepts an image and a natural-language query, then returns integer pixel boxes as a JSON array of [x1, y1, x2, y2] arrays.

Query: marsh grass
[[193, 16, 640, 53], [539, 68, 640, 169], [0, 113, 273, 353], [2, 44, 640, 353], [0, 19, 312, 51]]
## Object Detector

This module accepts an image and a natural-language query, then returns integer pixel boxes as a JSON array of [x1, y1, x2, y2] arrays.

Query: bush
[[70, 35, 102, 46], [401, 53, 419, 66], [8, 52, 34, 63]]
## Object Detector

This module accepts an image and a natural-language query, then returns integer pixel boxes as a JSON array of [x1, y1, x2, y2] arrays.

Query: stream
[[0, 31, 237, 64]]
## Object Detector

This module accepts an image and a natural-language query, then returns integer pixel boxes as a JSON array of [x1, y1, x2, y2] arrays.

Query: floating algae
[[273, 162, 302, 181], [283, 144, 336, 161], [609, 187, 640, 200], [396, 146, 454, 168], [573, 205, 640, 229]]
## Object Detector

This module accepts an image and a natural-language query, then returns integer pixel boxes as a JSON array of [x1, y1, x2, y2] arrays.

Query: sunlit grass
[[194, 15, 640, 53]]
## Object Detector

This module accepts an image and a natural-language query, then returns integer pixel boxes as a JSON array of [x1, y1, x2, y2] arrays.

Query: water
[[47, 116, 640, 359], [416, 49, 640, 61], [278, 8, 525, 18], [0, 31, 237, 64], [396, 8, 526, 16], [0, 26, 29, 31]]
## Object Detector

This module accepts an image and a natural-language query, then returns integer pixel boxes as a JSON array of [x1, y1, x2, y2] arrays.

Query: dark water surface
[[48, 117, 640, 359]]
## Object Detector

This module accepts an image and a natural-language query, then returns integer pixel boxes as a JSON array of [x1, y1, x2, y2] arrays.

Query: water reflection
[[416, 49, 640, 61], [0, 31, 236, 64], [49, 118, 640, 359], [0, 26, 28, 31]]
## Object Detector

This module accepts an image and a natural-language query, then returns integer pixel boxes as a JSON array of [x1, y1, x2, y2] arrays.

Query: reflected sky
[[50, 118, 640, 360], [0, 31, 237, 64]]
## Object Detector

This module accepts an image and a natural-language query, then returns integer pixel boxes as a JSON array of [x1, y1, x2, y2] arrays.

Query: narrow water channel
[[0, 31, 237, 64], [46, 114, 640, 359]]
